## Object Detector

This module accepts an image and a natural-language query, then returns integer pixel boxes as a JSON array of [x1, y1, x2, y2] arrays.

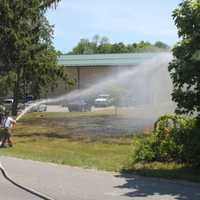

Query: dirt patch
[[16, 112, 154, 138]]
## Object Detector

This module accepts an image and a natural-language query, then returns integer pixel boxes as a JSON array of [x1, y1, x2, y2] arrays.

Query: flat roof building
[[58, 53, 159, 67], [56, 53, 160, 92]]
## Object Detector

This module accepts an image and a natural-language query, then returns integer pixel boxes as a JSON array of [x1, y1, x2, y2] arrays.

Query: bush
[[132, 135, 156, 163], [133, 115, 200, 167]]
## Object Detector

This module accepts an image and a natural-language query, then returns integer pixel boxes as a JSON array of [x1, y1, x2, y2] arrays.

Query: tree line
[[68, 35, 170, 55]]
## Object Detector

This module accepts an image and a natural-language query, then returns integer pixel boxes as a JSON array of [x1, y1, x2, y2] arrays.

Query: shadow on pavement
[[115, 172, 200, 200]]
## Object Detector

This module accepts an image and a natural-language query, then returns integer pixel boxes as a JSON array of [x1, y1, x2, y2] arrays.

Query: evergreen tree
[[0, 0, 65, 115]]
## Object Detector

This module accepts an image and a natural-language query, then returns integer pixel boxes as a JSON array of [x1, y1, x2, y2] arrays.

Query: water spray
[[0, 162, 56, 200], [16, 52, 174, 122]]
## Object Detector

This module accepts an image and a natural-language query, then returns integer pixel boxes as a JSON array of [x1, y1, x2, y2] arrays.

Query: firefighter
[[0, 111, 16, 147]]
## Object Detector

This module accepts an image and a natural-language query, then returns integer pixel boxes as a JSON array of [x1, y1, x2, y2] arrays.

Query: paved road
[[0, 157, 200, 200]]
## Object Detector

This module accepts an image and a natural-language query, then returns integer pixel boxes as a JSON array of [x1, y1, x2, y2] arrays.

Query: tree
[[70, 35, 170, 55], [0, 0, 65, 115], [169, 0, 200, 116], [126, 43, 137, 53], [136, 41, 152, 49], [100, 36, 109, 45], [154, 41, 170, 49], [72, 39, 96, 54], [97, 43, 112, 54], [111, 42, 128, 53]]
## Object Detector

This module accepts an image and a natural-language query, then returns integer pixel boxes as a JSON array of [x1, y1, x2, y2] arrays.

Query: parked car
[[25, 95, 33, 103], [94, 94, 113, 107], [2, 98, 14, 111], [66, 99, 92, 112]]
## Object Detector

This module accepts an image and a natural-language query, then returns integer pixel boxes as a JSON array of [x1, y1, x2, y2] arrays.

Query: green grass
[[124, 162, 200, 183], [0, 136, 132, 171]]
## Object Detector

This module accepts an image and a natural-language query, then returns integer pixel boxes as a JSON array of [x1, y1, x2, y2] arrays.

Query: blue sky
[[46, 0, 182, 53]]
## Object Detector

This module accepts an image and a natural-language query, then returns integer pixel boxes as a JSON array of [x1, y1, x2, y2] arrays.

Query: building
[[47, 53, 163, 97], [53, 53, 160, 96]]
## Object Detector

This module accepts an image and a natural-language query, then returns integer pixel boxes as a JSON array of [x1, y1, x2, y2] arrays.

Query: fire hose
[[0, 162, 56, 200]]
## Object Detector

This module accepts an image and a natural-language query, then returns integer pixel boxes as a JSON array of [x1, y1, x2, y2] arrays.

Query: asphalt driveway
[[0, 157, 200, 200]]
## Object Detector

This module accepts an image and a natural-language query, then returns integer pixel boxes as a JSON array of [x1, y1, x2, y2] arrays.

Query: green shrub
[[133, 115, 200, 167], [132, 135, 156, 163]]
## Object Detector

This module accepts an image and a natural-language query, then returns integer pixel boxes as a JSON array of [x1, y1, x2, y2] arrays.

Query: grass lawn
[[0, 112, 133, 171], [0, 111, 199, 183], [0, 136, 132, 171]]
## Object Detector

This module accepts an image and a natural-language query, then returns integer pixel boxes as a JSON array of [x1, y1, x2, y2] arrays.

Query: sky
[[46, 0, 182, 53]]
